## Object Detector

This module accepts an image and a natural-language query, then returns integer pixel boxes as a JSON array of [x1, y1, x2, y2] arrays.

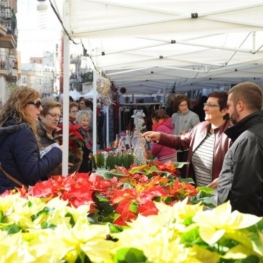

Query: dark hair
[[229, 82, 263, 111], [69, 102, 79, 111], [151, 109, 169, 121], [175, 94, 190, 110], [208, 91, 229, 120]]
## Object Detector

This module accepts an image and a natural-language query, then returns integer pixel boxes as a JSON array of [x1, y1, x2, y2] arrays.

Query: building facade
[[0, 0, 18, 108]]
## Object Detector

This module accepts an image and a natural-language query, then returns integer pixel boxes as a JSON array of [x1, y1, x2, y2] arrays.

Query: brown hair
[[69, 102, 79, 112], [229, 82, 263, 111], [208, 91, 229, 120], [175, 94, 190, 111], [151, 108, 169, 121], [0, 87, 40, 133], [40, 97, 61, 117]]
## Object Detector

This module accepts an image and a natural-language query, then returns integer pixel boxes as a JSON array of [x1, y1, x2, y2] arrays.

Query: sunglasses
[[27, 100, 42, 108]]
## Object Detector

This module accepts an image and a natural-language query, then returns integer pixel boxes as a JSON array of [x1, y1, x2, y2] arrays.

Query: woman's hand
[[207, 178, 219, 188], [141, 131, 161, 143]]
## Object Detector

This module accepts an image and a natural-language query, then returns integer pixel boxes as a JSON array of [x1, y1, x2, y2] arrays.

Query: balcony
[[70, 55, 81, 64], [0, 54, 18, 83], [0, 9, 17, 49]]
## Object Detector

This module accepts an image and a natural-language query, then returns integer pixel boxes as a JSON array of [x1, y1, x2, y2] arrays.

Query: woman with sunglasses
[[142, 91, 232, 190], [0, 87, 63, 194]]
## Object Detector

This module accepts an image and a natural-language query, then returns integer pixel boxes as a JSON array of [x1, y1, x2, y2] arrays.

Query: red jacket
[[159, 120, 232, 181], [151, 118, 176, 160]]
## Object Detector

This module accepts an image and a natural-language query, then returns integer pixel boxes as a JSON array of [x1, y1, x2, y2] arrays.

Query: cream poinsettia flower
[[112, 202, 200, 263], [193, 201, 261, 246]]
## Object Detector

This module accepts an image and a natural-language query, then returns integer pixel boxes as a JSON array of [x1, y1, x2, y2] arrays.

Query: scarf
[[78, 127, 92, 149], [152, 119, 165, 131]]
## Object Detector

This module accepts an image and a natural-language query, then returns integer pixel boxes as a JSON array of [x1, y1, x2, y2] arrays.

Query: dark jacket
[[78, 127, 92, 173], [217, 110, 263, 216], [159, 120, 232, 182], [0, 121, 62, 194]]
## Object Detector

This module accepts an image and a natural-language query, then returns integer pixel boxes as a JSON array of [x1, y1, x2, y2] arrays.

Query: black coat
[[218, 110, 263, 216], [0, 121, 62, 193]]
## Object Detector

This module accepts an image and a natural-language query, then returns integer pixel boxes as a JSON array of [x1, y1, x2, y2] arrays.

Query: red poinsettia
[[55, 124, 85, 161], [1, 160, 207, 227]]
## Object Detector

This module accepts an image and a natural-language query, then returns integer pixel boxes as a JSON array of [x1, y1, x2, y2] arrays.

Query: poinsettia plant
[[2, 160, 214, 227], [55, 124, 85, 163]]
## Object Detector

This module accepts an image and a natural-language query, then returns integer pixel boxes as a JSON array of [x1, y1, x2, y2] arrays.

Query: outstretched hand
[[141, 131, 161, 143]]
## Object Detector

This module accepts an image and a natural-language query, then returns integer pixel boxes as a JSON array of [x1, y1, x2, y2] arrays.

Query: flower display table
[[0, 161, 262, 262]]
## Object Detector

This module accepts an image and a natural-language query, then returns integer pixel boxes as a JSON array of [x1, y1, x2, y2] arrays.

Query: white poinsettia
[[112, 201, 198, 263], [193, 201, 262, 246], [55, 218, 114, 263]]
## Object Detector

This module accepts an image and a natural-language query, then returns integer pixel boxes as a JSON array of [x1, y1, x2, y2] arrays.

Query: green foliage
[[114, 247, 147, 263], [96, 153, 105, 168], [2, 224, 22, 234], [96, 152, 134, 170]]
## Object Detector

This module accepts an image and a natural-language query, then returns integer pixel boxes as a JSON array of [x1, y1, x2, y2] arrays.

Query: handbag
[[0, 162, 27, 190]]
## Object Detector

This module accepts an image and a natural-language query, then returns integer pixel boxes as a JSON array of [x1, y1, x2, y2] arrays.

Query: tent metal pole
[[62, 0, 70, 176], [92, 71, 97, 154]]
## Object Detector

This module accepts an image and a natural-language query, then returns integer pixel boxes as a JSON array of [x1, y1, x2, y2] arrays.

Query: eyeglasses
[[27, 100, 42, 108], [47, 112, 61, 119], [204, 103, 220, 108]]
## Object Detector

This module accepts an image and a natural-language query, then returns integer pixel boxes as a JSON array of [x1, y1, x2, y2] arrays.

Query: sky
[[17, 0, 62, 62]]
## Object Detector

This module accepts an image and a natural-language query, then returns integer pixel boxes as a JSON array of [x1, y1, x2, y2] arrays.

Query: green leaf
[[180, 226, 205, 247], [108, 223, 124, 234], [31, 207, 52, 221], [41, 222, 56, 229], [176, 162, 188, 169], [0, 211, 7, 223], [179, 177, 195, 184], [114, 247, 147, 263], [129, 165, 148, 174], [75, 251, 92, 263], [65, 212, 76, 227], [3, 224, 21, 234], [129, 202, 138, 213]]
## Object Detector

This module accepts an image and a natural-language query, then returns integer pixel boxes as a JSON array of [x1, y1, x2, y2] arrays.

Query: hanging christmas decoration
[[96, 77, 111, 98]]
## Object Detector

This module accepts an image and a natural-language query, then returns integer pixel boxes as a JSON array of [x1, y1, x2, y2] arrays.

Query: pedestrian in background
[[76, 110, 93, 173], [150, 109, 177, 163], [69, 102, 79, 125]]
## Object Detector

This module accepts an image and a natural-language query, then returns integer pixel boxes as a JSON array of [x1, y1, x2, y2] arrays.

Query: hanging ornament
[[96, 77, 111, 98], [120, 87, 126, 94]]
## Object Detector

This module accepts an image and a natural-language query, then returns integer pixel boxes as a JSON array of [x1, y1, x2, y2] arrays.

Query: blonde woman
[[0, 87, 62, 194]]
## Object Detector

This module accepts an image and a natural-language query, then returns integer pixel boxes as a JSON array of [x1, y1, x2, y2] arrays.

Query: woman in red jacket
[[150, 109, 177, 163]]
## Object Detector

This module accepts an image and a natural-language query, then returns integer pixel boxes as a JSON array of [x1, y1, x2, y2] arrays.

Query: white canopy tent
[[51, 0, 263, 94], [69, 89, 83, 100], [46, 0, 263, 174], [83, 89, 101, 98]]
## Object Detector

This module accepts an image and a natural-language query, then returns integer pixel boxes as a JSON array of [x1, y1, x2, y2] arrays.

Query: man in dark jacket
[[217, 82, 263, 216]]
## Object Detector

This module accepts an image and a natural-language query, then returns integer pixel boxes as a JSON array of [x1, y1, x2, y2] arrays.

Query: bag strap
[[0, 162, 25, 188]]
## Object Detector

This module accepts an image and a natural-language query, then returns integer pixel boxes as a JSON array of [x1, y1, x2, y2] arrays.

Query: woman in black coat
[[0, 87, 63, 194]]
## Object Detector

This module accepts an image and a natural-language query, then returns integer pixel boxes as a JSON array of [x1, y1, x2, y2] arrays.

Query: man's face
[[227, 93, 239, 124]]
